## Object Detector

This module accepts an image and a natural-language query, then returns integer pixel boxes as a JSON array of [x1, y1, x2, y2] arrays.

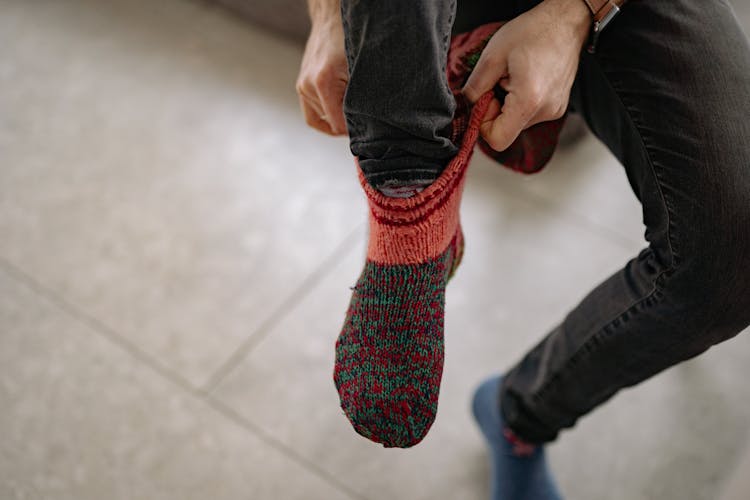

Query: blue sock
[[471, 375, 563, 500]]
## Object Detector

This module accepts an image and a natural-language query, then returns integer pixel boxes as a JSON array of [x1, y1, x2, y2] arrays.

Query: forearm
[[307, 0, 340, 24]]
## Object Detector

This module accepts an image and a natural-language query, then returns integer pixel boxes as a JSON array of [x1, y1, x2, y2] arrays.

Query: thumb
[[318, 73, 348, 136], [462, 37, 509, 103], [478, 97, 502, 140], [479, 92, 529, 152]]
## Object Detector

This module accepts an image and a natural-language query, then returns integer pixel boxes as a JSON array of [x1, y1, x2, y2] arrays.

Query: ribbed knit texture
[[333, 93, 493, 448]]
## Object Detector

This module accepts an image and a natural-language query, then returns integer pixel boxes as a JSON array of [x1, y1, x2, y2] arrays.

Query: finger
[[462, 36, 509, 103], [298, 84, 327, 117], [527, 95, 569, 128], [299, 93, 336, 135], [317, 73, 348, 136], [479, 96, 502, 131], [480, 92, 532, 152], [298, 86, 334, 134]]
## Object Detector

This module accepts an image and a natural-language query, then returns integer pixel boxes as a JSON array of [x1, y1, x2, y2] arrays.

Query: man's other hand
[[462, 0, 590, 151], [296, 2, 348, 136]]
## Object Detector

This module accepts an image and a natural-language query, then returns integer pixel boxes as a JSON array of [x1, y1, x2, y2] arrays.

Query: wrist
[[542, 0, 591, 47], [307, 0, 340, 25]]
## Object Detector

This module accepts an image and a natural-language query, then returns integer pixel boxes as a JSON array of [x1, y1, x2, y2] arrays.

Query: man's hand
[[462, 0, 590, 151], [296, 0, 348, 136]]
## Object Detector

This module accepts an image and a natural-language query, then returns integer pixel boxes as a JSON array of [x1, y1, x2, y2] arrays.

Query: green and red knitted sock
[[333, 93, 493, 448]]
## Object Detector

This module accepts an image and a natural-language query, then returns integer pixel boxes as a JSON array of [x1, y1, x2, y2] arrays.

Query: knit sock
[[472, 375, 562, 500], [333, 92, 493, 448]]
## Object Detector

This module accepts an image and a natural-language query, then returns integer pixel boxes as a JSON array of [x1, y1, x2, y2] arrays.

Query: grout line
[[202, 393, 371, 500], [0, 252, 369, 500], [0, 255, 199, 396], [201, 222, 365, 394]]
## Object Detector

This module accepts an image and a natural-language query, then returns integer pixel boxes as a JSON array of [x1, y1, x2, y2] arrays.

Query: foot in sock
[[472, 375, 562, 500], [333, 92, 493, 448]]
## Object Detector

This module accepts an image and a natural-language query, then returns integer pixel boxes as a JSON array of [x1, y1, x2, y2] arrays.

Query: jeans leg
[[341, 0, 458, 189], [501, 0, 750, 443], [340, 0, 537, 189]]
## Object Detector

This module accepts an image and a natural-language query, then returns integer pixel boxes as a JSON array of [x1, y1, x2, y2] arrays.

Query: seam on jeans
[[441, 0, 457, 147], [340, 9, 362, 140], [531, 54, 682, 404], [596, 58, 681, 268], [609, 88, 682, 268], [442, 0, 456, 80]]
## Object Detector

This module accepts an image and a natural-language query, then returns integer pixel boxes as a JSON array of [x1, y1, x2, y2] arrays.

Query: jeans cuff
[[360, 160, 447, 190]]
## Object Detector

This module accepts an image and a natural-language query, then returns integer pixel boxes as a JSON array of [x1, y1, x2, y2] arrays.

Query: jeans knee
[[662, 232, 750, 343]]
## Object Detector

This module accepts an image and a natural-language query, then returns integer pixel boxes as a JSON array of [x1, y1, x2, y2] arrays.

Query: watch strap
[[583, 0, 627, 53], [583, 0, 626, 24]]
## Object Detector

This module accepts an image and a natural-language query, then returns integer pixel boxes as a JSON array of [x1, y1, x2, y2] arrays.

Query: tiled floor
[[1, 1, 749, 499]]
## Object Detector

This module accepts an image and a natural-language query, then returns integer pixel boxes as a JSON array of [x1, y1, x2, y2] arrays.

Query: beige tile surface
[[551, 338, 750, 500], [720, 442, 750, 500], [0, 0, 363, 387], [2, 0, 750, 499], [476, 136, 645, 250], [0, 269, 356, 500]]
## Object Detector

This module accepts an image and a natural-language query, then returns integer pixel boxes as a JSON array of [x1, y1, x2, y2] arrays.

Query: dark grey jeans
[[341, 0, 750, 443]]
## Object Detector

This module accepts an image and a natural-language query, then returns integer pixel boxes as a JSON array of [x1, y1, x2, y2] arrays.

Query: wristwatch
[[582, 0, 627, 53]]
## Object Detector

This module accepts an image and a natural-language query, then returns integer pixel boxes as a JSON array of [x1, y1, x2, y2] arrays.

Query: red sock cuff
[[357, 92, 493, 265]]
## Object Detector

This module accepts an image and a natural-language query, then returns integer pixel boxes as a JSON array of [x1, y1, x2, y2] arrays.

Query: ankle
[[377, 181, 432, 198], [503, 427, 538, 457]]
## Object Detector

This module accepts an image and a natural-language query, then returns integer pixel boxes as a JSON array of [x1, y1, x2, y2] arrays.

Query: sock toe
[[339, 391, 435, 448], [334, 318, 442, 448]]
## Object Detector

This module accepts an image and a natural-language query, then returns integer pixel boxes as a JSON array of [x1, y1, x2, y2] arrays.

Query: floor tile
[[550, 335, 750, 500], [3, 0, 750, 499], [730, 0, 750, 30], [720, 443, 750, 500], [477, 134, 645, 249], [0, 269, 355, 500], [0, 0, 363, 386]]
